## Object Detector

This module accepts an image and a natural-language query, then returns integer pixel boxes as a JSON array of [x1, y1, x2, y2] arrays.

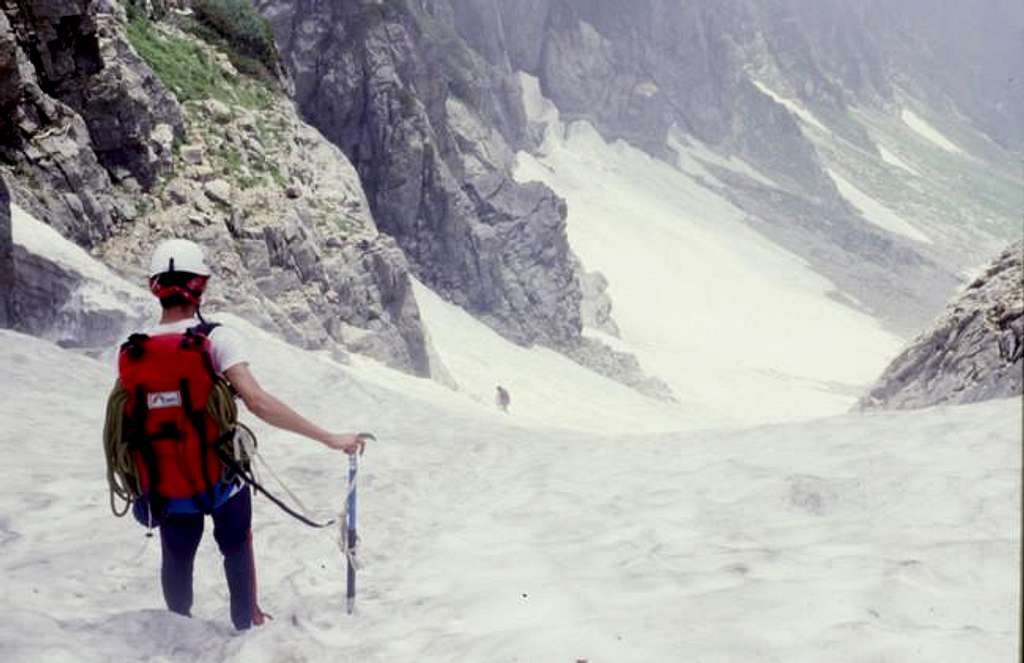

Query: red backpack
[[118, 324, 226, 504]]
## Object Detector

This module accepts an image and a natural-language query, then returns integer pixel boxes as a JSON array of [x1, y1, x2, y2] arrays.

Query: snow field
[[514, 73, 903, 425], [0, 79, 1018, 663], [410, 280, 701, 433], [0, 328, 1019, 662]]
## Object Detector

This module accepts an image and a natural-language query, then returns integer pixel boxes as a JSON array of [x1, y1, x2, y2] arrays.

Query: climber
[[112, 238, 367, 631], [495, 385, 510, 413]]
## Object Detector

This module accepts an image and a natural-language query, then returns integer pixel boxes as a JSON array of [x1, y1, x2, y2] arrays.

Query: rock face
[[0, 0, 183, 245], [858, 242, 1024, 410], [257, 0, 685, 398], [450, 0, 841, 199], [446, 0, 964, 335], [1, 4, 435, 378], [9, 0, 183, 186], [257, 0, 583, 348], [258, 0, 981, 348], [95, 80, 433, 376], [482, 0, 1024, 154], [0, 7, 118, 245]]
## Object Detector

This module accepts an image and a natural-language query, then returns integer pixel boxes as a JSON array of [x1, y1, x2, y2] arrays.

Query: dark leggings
[[159, 487, 256, 630]]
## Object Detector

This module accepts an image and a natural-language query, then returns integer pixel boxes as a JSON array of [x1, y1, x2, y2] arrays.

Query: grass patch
[[267, 163, 286, 188], [181, 16, 277, 82], [126, 18, 273, 110], [219, 143, 243, 174], [192, 0, 279, 71]]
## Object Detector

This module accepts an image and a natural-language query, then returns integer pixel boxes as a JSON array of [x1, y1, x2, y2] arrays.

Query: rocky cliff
[[257, 0, 1013, 352], [0, 0, 182, 245], [257, 0, 583, 348], [444, 0, 1003, 335], [0, 1, 435, 376], [858, 242, 1023, 410], [257, 0, 674, 399]]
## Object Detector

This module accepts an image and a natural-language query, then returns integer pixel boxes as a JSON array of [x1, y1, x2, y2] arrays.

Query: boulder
[[203, 179, 232, 206], [180, 144, 205, 165]]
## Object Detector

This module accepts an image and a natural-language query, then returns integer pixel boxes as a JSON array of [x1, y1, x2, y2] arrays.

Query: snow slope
[[0, 326, 1019, 663], [11, 201, 698, 435], [0, 196, 1019, 663], [410, 280, 703, 433], [514, 74, 903, 425]]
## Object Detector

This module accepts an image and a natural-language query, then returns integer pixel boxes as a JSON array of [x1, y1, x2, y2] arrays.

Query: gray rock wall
[[858, 242, 1024, 410], [94, 87, 434, 377], [0, 7, 118, 245], [449, 0, 841, 200], [867, 0, 1024, 150], [0, 0, 182, 246], [259, 0, 584, 347], [448, 0, 964, 335], [1, 5, 436, 378]]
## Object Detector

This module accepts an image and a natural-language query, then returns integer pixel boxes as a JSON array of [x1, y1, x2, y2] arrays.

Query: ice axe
[[343, 433, 374, 614]]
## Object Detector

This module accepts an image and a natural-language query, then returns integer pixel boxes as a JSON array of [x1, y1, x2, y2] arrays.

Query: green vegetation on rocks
[[192, 0, 279, 72], [125, 18, 273, 110]]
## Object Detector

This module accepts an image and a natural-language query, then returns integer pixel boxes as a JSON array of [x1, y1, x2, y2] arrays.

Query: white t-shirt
[[128, 319, 250, 374]]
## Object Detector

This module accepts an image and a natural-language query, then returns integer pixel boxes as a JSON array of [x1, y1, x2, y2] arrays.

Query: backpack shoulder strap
[[184, 322, 221, 378], [120, 333, 150, 360], [188, 321, 221, 338]]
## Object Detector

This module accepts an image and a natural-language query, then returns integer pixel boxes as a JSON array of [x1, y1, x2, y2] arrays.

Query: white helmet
[[148, 239, 211, 277]]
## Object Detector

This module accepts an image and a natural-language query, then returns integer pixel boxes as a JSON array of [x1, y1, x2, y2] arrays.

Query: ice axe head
[[355, 432, 376, 455]]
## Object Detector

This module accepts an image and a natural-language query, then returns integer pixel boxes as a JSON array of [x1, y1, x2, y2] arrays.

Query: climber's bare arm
[[225, 363, 365, 454]]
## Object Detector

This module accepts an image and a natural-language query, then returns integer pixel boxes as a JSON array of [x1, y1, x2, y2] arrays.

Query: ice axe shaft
[[345, 452, 357, 614], [345, 433, 374, 615]]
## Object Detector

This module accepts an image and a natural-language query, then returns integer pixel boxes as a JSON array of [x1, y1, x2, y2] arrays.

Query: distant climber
[[104, 239, 368, 631], [495, 385, 510, 413]]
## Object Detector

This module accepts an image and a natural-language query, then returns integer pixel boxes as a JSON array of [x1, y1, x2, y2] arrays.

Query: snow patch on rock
[[827, 170, 932, 244], [901, 109, 964, 154]]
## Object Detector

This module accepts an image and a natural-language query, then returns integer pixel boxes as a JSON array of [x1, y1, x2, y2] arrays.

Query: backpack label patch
[[147, 391, 183, 409]]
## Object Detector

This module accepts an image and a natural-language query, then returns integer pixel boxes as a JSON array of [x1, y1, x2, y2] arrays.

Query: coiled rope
[[103, 378, 252, 517], [103, 382, 138, 517]]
